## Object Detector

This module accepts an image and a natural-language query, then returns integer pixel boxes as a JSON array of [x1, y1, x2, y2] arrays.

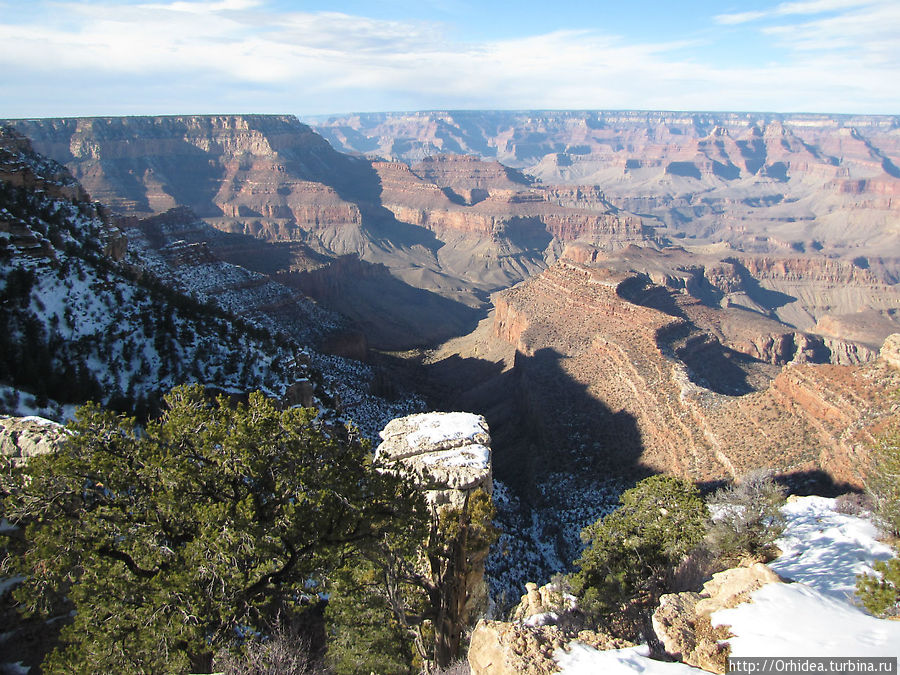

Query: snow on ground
[[712, 496, 900, 657], [713, 581, 900, 657], [555, 496, 900, 673], [767, 496, 895, 601], [557, 644, 700, 675]]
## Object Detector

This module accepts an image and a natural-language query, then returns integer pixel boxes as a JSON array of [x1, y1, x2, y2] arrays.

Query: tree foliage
[[570, 475, 708, 620], [706, 469, 787, 562], [3, 384, 427, 673], [856, 426, 900, 619], [325, 487, 497, 672], [856, 556, 900, 618], [866, 428, 900, 538]]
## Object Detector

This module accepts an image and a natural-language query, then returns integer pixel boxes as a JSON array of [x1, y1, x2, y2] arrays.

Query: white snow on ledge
[[555, 496, 900, 673], [418, 444, 491, 469], [404, 412, 487, 449]]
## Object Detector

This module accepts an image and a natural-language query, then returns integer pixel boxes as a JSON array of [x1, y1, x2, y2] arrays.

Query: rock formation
[[376, 411, 493, 508], [467, 619, 632, 675], [881, 333, 900, 369], [375, 412, 494, 664], [0, 416, 66, 465], [435, 253, 899, 493], [652, 563, 783, 673]]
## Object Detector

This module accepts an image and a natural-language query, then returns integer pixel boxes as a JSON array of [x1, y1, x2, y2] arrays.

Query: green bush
[[570, 475, 707, 620], [856, 556, 900, 618], [866, 429, 900, 538], [706, 469, 786, 562]]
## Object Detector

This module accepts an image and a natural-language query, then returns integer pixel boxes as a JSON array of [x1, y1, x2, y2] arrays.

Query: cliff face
[[484, 258, 899, 488], [5, 115, 660, 350], [312, 110, 900, 268], [373, 157, 648, 246], [9, 115, 374, 238]]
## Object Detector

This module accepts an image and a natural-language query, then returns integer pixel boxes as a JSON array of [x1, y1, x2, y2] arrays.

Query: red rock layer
[[490, 260, 899, 486]]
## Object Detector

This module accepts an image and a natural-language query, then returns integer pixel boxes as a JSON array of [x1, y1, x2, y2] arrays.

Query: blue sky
[[1, 0, 898, 117]]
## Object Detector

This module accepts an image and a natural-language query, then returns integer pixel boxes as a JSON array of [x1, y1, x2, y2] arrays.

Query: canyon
[[313, 110, 900, 269], [3, 112, 899, 588]]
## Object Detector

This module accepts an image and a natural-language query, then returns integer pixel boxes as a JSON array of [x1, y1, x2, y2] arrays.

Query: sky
[[1, 0, 898, 118]]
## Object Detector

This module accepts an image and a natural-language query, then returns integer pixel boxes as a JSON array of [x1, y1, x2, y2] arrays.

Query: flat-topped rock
[[376, 412, 493, 497], [0, 415, 66, 466], [376, 410, 493, 513]]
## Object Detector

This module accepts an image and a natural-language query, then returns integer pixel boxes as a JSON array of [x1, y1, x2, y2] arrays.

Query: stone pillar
[[375, 411, 494, 667]]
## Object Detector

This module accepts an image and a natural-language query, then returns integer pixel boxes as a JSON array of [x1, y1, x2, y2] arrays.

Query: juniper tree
[[571, 475, 707, 627], [3, 384, 427, 673]]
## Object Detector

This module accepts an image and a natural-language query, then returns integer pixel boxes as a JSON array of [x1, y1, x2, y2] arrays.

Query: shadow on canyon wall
[[423, 347, 650, 501], [280, 257, 484, 351]]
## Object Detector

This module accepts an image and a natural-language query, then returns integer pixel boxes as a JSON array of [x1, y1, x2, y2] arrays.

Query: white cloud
[[0, 0, 898, 116], [716, 0, 882, 24]]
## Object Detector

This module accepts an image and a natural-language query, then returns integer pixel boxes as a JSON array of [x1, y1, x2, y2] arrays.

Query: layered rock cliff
[[485, 258, 899, 488], [312, 110, 900, 268]]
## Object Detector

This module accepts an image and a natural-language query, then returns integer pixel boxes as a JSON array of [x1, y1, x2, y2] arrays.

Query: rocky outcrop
[[468, 620, 566, 675], [373, 156, 648, 245], [511, 582, 575, 625], [376, 412, 494, 665], [0, 416, 66, 465], [652, 563, 782, 673], [482, 257, 899, 488], [376, 411, 492, 508], [468, 619, 632, 675], [881, 333, 900, 369]]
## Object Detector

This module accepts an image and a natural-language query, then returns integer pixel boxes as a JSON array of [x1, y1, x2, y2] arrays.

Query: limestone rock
[[881, 333, 900, 369], [467, 619, 566, 675], [376, 412, 492, 503], [377, 412, 495, 664], [512, 581, 575, 626], [652, 563, 783, 673], [695, 562, 782, 615], [652, 591, 703, 660], [0, 416, 66, 466], [468, 618, 632, 675]]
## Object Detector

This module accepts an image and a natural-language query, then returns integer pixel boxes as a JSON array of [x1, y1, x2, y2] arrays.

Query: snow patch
[[405, 412, 486, 449], [556, 644, 699, 675], [418, 444, 491, 469]]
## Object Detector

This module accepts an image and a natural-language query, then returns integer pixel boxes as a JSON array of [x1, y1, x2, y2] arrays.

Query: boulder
[[653, 563, 783, 673], [376, 411, 492, 507], [468, 618, 633, 674], [0, 415, 66, 466], [468, 619, 566, 675], [880, 333, 900, 370]]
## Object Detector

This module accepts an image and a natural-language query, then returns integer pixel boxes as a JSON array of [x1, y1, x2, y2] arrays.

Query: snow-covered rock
[[553, 496, 900, 673], [376, 412, 492, 502], [711, 496, 900, 657]]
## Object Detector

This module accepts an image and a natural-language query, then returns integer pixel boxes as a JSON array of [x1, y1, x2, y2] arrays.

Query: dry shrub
[[667, 545, 723, 593], [693, 614, 733, 674], [431, 659, 471, 675], [213, 621, 328, 675], [834, 492, 872, 516]]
